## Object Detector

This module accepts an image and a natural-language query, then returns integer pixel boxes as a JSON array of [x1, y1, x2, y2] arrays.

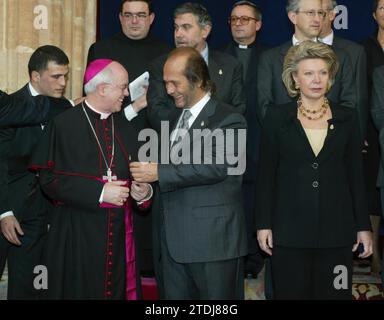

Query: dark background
[[98, 0, 378, 48]]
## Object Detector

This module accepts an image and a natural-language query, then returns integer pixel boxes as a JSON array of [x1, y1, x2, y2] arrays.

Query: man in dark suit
[[257, 0, 356, 123], [130, 47, 247, 299], [223, 0, 267, 279], [319, 0, 368, 139], [0, 90, 66, 127], [87, 0, 170, 279], [147, 2, 246, 132], [371, 65, 384, 285], [0, 45, 72, 299]]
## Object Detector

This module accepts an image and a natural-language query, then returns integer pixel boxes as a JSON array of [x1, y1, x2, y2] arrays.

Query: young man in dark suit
[[130, 47, 248, 299], [0, 90, 66, 127], [0, 45, 72, 299]]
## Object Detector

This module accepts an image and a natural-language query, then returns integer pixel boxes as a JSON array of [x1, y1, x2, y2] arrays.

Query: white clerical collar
[[319, 31, 334, 45], [292, 35, 318, 46], [28, 83, 40, 97], [238, 44, 248, 49], [84, 100, 111, 119], [200, 43, 209, 65], [187, 92, 211, 120]]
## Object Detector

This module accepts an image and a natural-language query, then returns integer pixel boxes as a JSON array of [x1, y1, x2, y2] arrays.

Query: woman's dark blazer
[[255, 101, 371, 249]]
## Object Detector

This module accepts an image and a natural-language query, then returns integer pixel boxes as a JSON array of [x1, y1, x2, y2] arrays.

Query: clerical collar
[[292, 35, 318, 46], [28, 83, 40, 97], [238, 44, 248, 49], [84, 100, 111, 119], [200, 44, 209, 65], [319, 31, 334, 45]]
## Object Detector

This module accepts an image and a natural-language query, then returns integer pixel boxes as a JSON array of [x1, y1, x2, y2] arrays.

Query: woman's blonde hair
[[282, 41, 339, 97]]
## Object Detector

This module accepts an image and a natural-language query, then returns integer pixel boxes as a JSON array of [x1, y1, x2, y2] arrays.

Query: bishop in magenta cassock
[[30, 59, 152, 300]]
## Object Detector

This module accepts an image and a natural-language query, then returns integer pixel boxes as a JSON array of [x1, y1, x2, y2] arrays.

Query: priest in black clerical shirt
[[87, 0, 170, 132], [223, 0, 268, 281]]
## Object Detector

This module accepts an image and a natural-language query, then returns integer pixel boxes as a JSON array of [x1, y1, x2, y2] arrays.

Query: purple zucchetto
[[84, 59, 113, 84]]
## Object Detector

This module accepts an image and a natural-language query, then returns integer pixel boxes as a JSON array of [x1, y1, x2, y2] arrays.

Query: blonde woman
[[256, 41, 373, 299]]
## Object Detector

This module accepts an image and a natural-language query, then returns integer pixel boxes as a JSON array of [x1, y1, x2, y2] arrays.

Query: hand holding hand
[[130, 162, 158, 183], [102, 180, 130, 206], [131, 181, 151, 201]]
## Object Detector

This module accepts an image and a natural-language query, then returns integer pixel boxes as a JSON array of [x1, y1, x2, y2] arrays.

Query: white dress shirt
[[292, 35, 318, 46], [0, 85, 75, 221], [319, 31, 334, 46]]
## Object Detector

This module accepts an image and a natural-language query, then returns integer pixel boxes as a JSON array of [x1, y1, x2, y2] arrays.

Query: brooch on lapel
[[330, 124, 334, 130], [219, 69, 223, 75]]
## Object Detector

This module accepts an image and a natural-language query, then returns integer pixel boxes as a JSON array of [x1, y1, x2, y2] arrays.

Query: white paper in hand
[[129, 71, 149, 101]]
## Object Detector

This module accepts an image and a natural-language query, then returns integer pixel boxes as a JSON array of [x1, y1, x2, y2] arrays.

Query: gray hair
[[174, 2, 212, 28], [286, 0, 301, 13], [84, 67, 113, 95], [323, 0, 338, 10]]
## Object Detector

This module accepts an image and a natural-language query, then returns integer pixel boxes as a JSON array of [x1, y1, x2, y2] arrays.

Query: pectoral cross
[[103, 168, 117, 182]]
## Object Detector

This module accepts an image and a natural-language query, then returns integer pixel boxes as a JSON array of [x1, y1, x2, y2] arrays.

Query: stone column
[[0, 0, 96, 99]]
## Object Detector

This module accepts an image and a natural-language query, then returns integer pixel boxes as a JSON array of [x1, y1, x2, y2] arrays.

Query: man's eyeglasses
[[296, 10, 327, 18], [121, 12, 148, 20], [228, 15, 258, 25]]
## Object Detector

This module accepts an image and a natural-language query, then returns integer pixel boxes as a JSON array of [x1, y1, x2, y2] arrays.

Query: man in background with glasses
[[87, 0, 170, 282], [257, 0, 356, 123], [223, 0, 268, 281], [319, 0, 367, 139], [147, 2, 246, 132], [88, 0, 169, 133]]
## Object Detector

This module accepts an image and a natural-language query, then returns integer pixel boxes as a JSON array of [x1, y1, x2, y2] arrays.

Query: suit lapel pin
[[330, 124, 334, 130], [219, 69, 223, 75], [201, 121, 205, 127]]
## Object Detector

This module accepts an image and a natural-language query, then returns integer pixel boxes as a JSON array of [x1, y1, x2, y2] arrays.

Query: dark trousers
[[2, 217, 47, 300], [271, 246, 353, 300], [242, 181, 264, 275], [160, 224, 244, 300]]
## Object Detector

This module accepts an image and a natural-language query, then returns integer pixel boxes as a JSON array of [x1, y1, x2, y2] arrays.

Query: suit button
[[312, 162, 319, 169], [312, 181, 319, 188]]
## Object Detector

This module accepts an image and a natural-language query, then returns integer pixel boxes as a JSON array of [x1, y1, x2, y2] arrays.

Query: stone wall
[[0, 0, 96, 99]]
